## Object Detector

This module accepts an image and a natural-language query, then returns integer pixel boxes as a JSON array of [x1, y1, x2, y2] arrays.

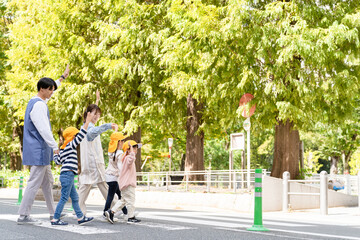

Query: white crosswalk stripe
[[0, 214, 120, 234], [140, 211, 311, 227]]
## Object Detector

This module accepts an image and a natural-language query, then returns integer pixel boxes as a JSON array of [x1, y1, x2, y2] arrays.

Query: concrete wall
[[136, 191, 253, 212], [262, 175, 358, 211], [263, 175, 283, 211]]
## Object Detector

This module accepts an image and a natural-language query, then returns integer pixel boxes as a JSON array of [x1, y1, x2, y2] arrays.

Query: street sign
[[168, 138, 173, 148], [230, 133, 245, 151]]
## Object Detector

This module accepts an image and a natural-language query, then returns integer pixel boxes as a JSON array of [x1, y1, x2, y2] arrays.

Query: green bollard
[[16, 176, 23, 205], [247, 169, 268, 231]]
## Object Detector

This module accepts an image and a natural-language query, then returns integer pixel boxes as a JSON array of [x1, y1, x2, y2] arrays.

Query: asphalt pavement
[[0, 192, 360, 240]]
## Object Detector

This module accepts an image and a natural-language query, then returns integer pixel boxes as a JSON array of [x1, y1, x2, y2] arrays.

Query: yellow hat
[[108, 132, 127, 152], [61, 127, 80, 149], [122, 140, 142, 152]]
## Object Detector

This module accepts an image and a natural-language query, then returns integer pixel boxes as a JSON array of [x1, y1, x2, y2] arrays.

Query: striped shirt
[[53, 128, 87, 175]]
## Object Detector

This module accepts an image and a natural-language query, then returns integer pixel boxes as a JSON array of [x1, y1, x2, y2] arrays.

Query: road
[[0, 198, 359, 240]]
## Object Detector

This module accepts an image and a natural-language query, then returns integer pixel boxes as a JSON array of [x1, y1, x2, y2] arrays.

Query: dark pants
[[104, 181, 127, 214]]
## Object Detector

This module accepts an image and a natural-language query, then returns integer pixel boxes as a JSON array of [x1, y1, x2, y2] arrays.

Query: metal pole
[[229, 150, 233, 189], [282, 171, 290, 212], [247, 124, 251, 189], [345, 174, 351, 195], [169, 147, 172, 173], [357, 172, 360, 214], [207, 170, 211, 192], [241, 171, 244, 189], [166, 172, 169, 191], [233, 171, 236, 193], [320, 171, 328, 215]]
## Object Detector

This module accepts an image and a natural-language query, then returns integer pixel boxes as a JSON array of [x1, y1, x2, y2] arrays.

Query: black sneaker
[[78, 216, 94, 226], [51, 219, 68, 226], [127, 217, 141, 223], [105, 210, 114, 224]]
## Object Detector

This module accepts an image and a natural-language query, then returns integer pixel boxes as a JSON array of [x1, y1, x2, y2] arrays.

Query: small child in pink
[[105, 140, 142, 224]]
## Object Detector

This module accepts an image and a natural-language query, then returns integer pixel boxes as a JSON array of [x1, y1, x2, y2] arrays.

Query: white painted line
[[216, 226, 360, 240], [139, 222, 195, 231], [140, 213, 249, 228], [142, 211, 310, 227], [86, 210, 196, 231], [215, 227, 317, 240], [0, 214, 120, 235], [38, 221, 120, 234]]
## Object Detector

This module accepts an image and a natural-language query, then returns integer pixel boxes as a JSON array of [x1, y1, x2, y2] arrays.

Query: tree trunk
[[132, 126, 142, 174], [185, 94, 205, 182], [180, 153, 185, 171], [10, 126, 22, 170], [271, 119, 300, 179], [330, 156, 339, 175], [344, 151, 352, 174]]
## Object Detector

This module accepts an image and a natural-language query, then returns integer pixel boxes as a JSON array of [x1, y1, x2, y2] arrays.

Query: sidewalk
[[1, 187, 359, 226]]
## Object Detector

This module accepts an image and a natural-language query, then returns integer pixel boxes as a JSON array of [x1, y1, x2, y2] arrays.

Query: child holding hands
[[105, 140, 142, 224], [51, 110, 96, 226], [103, 126, 128, 218]]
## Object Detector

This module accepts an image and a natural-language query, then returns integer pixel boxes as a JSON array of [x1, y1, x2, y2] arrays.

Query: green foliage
[[349, 149, 360, 175], [0, 169, 30, 188], [204, 139, 230, 170], [0, 168, 62, 187], [0, 0, 359, 175]]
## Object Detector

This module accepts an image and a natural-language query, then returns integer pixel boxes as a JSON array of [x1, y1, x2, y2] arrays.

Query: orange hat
[[61, 127, 80, 149], [108, 132, 127, 152], [122, 140, 142, 152]]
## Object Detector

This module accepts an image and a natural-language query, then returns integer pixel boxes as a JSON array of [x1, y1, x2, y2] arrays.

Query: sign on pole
[[239, 93, 256, 189], [230, 133, 245, 151]]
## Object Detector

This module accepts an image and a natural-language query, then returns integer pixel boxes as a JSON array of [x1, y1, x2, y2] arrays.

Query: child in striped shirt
[[51, 110, 95, 226]]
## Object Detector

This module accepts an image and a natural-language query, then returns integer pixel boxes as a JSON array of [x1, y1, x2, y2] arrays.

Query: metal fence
[[136, 169, 270, 193]]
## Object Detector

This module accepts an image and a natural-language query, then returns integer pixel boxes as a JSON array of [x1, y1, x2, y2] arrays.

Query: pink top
[[118, 152, 137, 190]]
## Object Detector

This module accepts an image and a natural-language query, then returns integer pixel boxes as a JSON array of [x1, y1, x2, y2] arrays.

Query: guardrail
[[136, 169, 270, 192], [283, 171, 329, 215]]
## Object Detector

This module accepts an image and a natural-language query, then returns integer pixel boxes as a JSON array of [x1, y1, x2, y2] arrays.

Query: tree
[[0, 1, 23, 170], [218, 0, 360, 179]]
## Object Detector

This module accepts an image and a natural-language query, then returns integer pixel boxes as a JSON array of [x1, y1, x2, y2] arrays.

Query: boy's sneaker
[[127, 217, 141, 223], [105, 210, 114, 224], [78, 216, 94, 226], [51, 219, 68, 226], [17, 216, 41, 225]]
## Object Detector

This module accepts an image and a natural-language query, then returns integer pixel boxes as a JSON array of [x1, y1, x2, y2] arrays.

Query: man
[[17, 65, 69, 224]]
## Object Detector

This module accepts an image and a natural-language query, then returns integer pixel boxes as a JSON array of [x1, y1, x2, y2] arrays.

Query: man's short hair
[[37, 77, 57, 92]]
